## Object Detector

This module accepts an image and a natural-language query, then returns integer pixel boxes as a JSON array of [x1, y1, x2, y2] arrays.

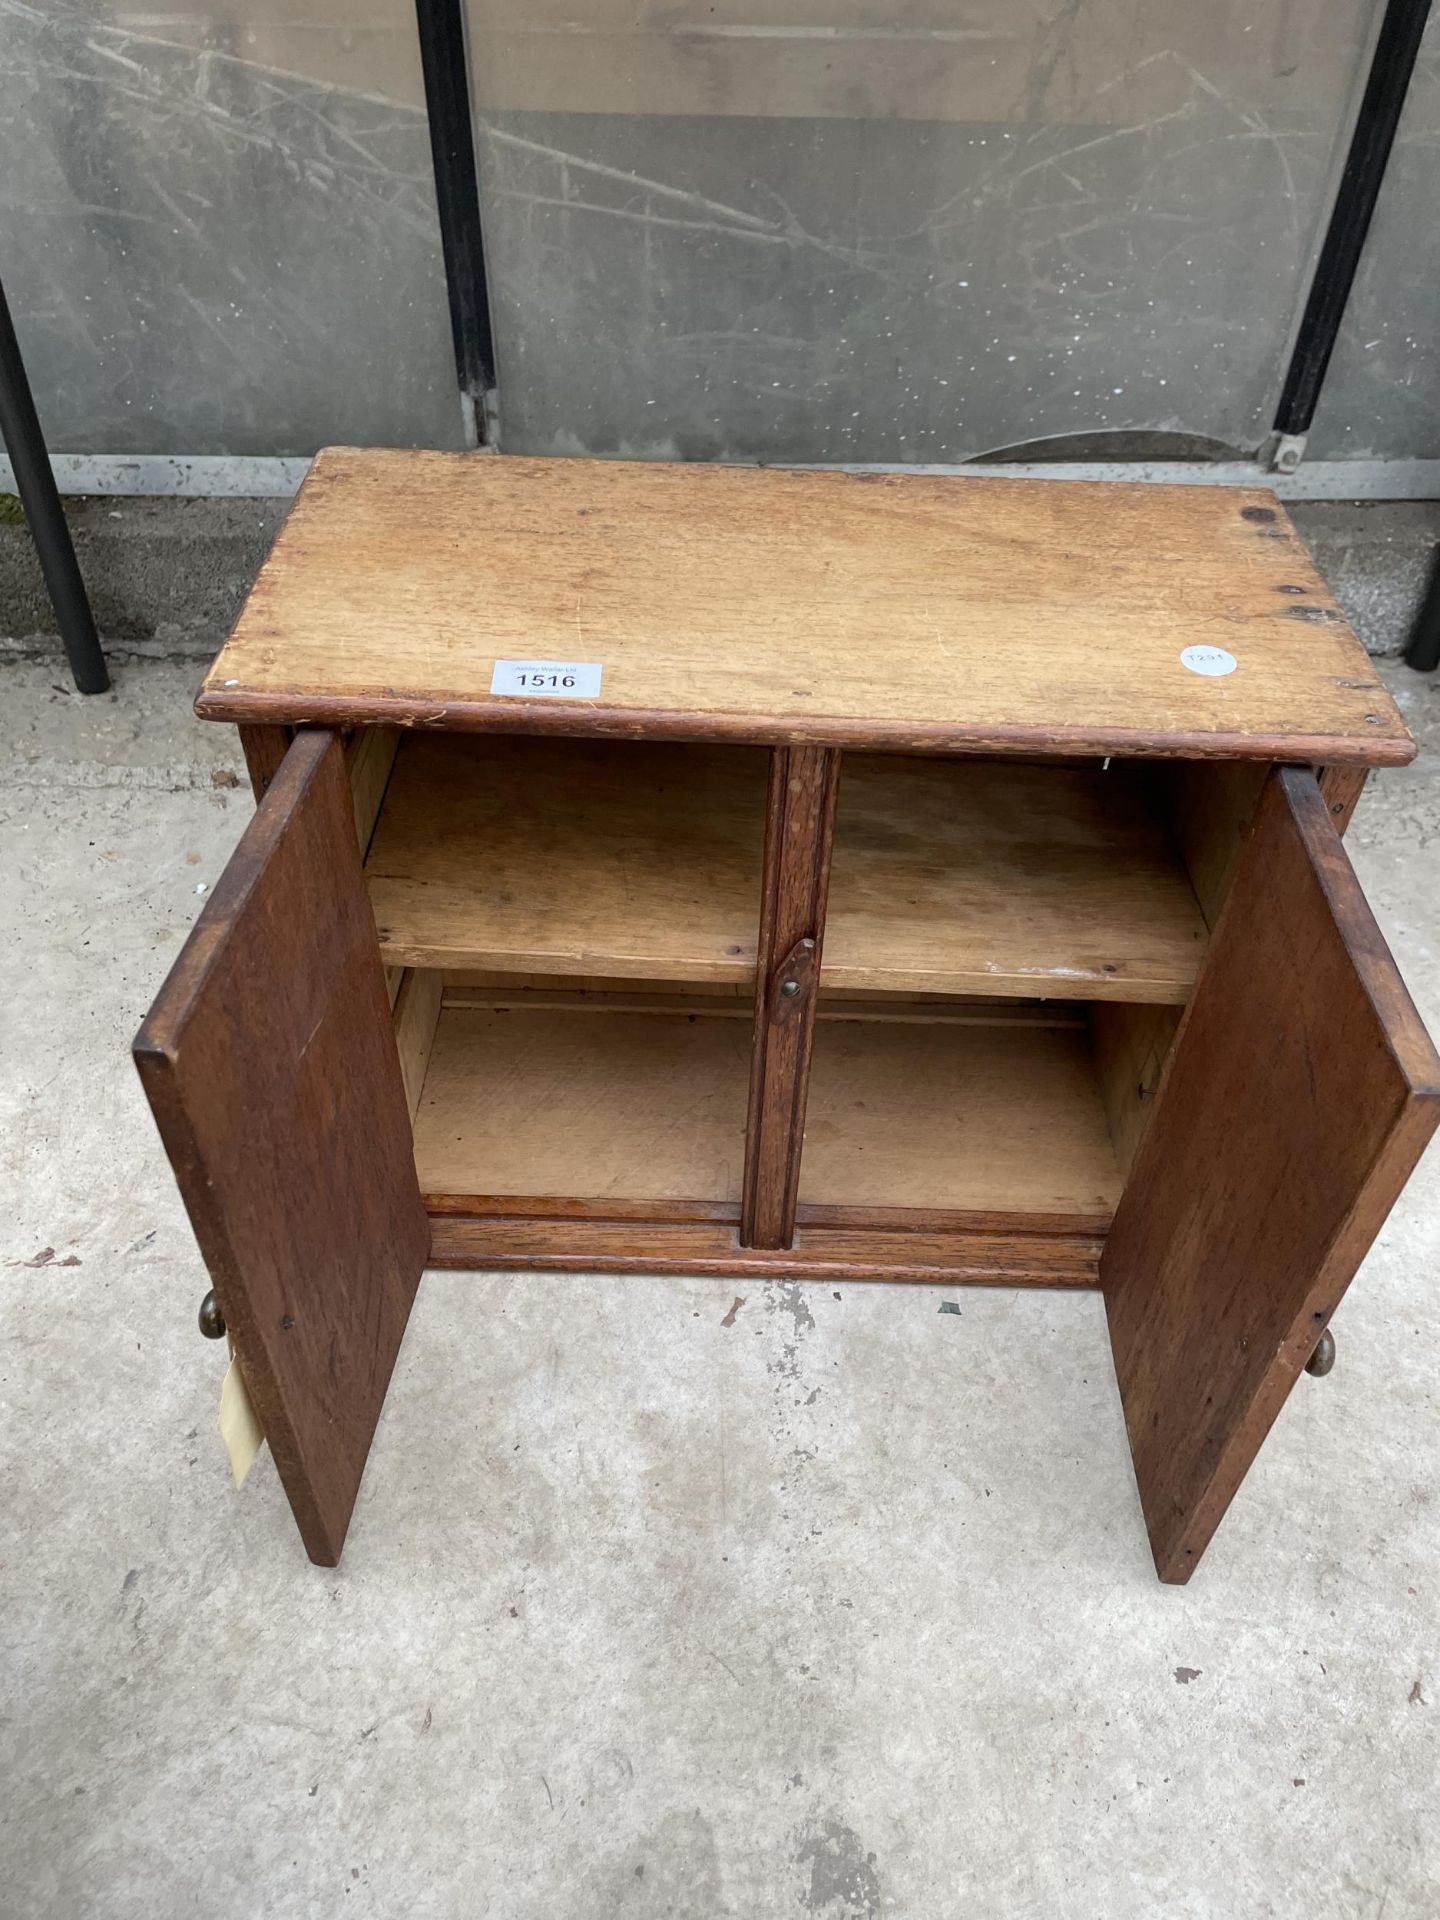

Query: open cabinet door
[[135, 730, 429, 1565], [1103, 767, 1440, 1583]]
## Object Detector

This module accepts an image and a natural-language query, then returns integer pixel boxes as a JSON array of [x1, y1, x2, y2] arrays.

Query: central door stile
[[740, 745, 842, 1249]]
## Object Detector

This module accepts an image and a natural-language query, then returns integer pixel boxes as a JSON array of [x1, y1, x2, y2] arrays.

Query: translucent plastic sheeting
[[0, 0, 464, 455], [1308, 7, 1440, 459], [466, 0, 1383, 464]]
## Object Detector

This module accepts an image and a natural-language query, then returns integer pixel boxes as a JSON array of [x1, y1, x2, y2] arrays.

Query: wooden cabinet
[[136, 451, 1439, 1577]]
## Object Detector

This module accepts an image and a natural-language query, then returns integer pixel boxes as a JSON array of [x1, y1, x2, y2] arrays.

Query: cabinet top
[[198, 449, 1412, 765]]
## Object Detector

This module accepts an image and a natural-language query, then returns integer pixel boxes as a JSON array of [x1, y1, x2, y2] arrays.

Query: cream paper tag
[[490, 659, 603, 698], [217, 1356, 265, 1489]]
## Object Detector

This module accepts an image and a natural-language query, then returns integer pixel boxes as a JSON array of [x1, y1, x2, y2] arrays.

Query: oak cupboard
[[135, 451, 1439, 1579]]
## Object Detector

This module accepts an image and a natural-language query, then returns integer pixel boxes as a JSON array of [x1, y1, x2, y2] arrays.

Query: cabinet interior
[[362, 731, 1266, 1232]]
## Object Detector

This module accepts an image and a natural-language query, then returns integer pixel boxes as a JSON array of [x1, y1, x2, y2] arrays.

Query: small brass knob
[[1304, 1328, 1335, 1377], [198, 1290, 226, 1341]]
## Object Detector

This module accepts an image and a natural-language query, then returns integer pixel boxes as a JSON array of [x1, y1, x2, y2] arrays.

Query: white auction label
[[1179, 645, 1237, 678], [491, 659, 603, 698]]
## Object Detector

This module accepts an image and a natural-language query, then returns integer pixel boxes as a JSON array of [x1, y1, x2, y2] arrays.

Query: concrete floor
[[2, 643, 1440, 1915]]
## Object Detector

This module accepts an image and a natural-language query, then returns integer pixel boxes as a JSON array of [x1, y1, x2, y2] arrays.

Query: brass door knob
[[198, 1290, 226, 1340], [1304, 1327, 1335, 1377]]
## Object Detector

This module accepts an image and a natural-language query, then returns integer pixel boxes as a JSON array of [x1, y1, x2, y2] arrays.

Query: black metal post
[[1404, 549, 1440, 670], [0, 273, 108, 693], [1273, 0, 1434, 441], [415, 0, 496, 437]]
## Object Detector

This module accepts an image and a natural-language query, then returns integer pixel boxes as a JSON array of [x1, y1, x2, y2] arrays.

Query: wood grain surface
[[392, 966, 443, 1121], [199, 451, 1411, 764], [1161, 759, 1269, 928], [421, 1193, 1106, 1235], [438, 983, 1087, 1026], [347, 725, 399, 854], [238, 723, 290, 802], [412, 1005, 753, 1202], [134, 730, 430, 1565], [741, 746, 840, 1246], [1090, 1002, 1183, 1173], [366, 735, 1206, 1001], [800, 1016, 1123, 1215], [1317, 763, 1369, 835], [413, 993, 1120, 1223], [366, 734, 767, 980], [427, 1214, 1104, 1286], [1101, 768, 1440, 1583], [826, 755, 1206, 1000]]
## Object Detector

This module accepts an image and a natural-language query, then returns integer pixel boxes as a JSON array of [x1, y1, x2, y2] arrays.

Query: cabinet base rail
[[425, 1205, 1104, 1287]]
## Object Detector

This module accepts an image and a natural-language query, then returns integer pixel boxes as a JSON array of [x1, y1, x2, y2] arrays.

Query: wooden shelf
[[366, 735, 767, 981], [825, 756, 1207, 1003], [799, 1014, 1122, 1218], [412, 1005, 752, 1203], [369, 737, 1205, 1003], [413, 995, 1119, 1223]]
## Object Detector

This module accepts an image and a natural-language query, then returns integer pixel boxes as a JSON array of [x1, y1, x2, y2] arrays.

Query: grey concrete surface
[[1290, 501, 1440, 656], [2, 493, 1439, 667], [0, 496, 288, 657], [1, 654, 1438, 1918]]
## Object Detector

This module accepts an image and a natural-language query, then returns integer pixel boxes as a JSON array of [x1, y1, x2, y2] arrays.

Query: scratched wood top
[[199, 449, 1412, 764]]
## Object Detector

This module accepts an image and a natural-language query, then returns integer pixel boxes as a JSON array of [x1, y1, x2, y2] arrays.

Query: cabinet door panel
[[135, 729, 429, 1565], [1102, 767, 1440, 1583]]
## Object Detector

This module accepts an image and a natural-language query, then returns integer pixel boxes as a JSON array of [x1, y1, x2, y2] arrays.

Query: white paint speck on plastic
[[1179, 645, 1238, 678]]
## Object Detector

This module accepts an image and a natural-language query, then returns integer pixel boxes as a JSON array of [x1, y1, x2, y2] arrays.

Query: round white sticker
[[1180, 645, 1237, 677]]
